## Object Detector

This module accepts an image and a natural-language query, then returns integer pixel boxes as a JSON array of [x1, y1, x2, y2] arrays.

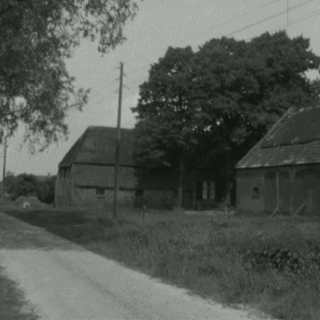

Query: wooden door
[[264, 171, 290, 213], [294, 169, 320, 215]]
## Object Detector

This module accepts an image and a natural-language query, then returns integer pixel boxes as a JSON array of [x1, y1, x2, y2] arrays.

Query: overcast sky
[[3, 0, 320, 176]]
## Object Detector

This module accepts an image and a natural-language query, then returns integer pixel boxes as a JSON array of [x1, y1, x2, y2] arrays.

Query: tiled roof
[[59, 126, 134, 167], [237, 106, 320, 169]]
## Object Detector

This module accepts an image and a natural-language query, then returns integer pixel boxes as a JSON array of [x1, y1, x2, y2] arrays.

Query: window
[[60, 167, 68, 179], [96, 188, 106, 197], [209, 182, 215, 200], [202, 181, 215, 200], [202, 182, 208, 200], [252, 186, 259, 198], [135, 189, 144, 197]]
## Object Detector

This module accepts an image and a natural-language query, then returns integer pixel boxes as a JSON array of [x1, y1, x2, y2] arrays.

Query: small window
[[60, 167, 67, 179], [135, 189, 144, 197], [202, 182, 208, 200], [252, 186, 259, 198], [202, 181, 215, 200], [96, 188, 106, 197]]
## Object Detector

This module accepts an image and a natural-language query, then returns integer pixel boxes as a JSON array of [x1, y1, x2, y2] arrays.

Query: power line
[[89, 0, 319, 107], [123, 0, 315, 77], [90, 78, 118, 101], [124, 0, 284, 69], [226, 0, 317, 37], [120, 0, 318, 81], [90, 90, 118, 108], [90, 0, 317, 101], [89, 0, 284, 95]]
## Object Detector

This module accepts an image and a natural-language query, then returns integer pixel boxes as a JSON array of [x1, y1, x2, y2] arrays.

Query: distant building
[[55, 126, 216, 209], [236, 106, 320, 215]]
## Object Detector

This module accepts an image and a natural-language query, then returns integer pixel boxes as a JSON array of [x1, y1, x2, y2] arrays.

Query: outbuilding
[[236, 106, 320, 215], [55, 126, 216, 209]]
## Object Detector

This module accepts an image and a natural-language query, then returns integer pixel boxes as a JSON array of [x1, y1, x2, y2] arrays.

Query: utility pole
[[286, 0, 289, 32], [2, 135, 7, 200], [113, 62, 124, 219]]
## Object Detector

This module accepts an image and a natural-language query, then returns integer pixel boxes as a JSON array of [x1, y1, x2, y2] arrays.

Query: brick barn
[[236, 106, 320, 215], [55, 126, 216, 209]]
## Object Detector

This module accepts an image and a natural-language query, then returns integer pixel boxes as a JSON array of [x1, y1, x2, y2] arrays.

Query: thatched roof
[[237, 106, 320, 169], [59, 126, 134, 167]]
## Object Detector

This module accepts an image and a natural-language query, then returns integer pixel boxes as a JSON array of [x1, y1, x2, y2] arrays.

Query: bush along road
[[0, 211, 267, 320]]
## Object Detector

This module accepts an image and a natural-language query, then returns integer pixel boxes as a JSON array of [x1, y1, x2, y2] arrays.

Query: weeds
[[3, 208, 320, 320], [0, 265, 38, 319]]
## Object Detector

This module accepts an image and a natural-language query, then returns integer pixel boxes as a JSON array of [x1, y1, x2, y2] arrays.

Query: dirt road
[[0, 213, 266, 320]]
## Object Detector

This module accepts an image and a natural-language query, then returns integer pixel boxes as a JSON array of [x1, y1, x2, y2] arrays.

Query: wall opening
[[96, 188, 106, 197], [252, 186, 259, 198]]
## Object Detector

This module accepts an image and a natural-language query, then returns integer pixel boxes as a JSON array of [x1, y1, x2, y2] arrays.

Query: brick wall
[[236, 164, 320, 215]]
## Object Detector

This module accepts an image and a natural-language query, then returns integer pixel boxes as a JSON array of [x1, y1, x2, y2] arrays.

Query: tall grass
[[94, 215, 320, 320], [4, 208, 320, 320], [0, 266, 38, 320]]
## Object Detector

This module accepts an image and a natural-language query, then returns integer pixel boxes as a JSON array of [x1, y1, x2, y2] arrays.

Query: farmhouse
[[236, 106, 320, 215], [55, 126, 216, 209]]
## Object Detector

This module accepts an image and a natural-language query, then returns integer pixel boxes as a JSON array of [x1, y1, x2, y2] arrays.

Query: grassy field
[[2, 206, 320, 320], [0, 265, 38, 320]]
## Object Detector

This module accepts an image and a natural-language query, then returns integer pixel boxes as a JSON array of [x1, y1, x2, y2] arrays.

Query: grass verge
[[0, 265, 38, 320], [2, 207, 320, 320]]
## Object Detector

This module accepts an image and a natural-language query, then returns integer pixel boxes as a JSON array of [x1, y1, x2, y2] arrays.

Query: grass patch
[[0, 265, 38, 320], [3, 207, 320, 320]]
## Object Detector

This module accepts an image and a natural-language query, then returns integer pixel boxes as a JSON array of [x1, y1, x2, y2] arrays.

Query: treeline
[[133, 31, 320, 207], [3, 173, 56, 204]]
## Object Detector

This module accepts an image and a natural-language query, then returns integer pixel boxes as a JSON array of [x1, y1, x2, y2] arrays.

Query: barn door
[[264, 171, 290, 213], [264, 172, 277, 212], [294, 169, 320, 215]]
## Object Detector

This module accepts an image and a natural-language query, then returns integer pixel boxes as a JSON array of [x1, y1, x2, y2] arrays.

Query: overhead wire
[[119, 0, 318, 85], [90, 0, 284, 97], [89, 0, 319, 108]]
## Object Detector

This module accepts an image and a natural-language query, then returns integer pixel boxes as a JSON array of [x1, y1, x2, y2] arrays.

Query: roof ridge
[[58, 128, 89, 167], [58, 126, 135, 168], [261, 135, 320, 149], [297, 105, 320, 112], [236, 107, 294, 168], [87, 125, 133, 131]]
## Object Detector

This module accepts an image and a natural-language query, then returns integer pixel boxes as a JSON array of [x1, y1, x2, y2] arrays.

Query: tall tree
[[194, 31, 320, 197], [133, 46, 208, 209], [0, 0, 139, 148], [133, 32, 320, 207]]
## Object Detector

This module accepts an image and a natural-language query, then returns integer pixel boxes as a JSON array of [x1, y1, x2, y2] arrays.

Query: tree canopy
[[194, 32, 320, 182], [133, 31, 320, 206], [0, 0, 139, 148], [133, 46, 207, 207], [4, 172, 56, 203]]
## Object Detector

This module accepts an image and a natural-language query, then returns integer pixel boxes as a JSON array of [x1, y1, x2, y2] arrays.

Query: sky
[[2, 0, 320, 176]]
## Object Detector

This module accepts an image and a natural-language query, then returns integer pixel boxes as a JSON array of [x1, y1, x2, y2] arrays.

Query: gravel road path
[[0, 212, 267, 320]]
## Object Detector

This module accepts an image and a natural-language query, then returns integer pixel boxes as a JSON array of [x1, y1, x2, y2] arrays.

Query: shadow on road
[[0, 212, 84, 251]]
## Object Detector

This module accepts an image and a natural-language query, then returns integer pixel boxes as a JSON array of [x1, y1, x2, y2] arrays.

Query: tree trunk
[[176, 152, 184, 209], [224, 152, 233, 208]]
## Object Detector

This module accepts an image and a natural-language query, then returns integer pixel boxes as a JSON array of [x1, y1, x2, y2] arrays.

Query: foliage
[[0, 0, 139, 148], [36, 175, 56, 204], [0, 266, 38, 320], [133, 32, 320, 201], [194, 31, 320, 179], [4, 208, 320, 320], [244, 241, 320, 277], [133, 46, 200, 168], [5, 173, 56, 203], [6, 174, 38, 200], [133, 46, 206, 207]]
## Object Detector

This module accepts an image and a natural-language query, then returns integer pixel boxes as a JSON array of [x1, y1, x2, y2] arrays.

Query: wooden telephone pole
[[2, 135, 7, 200], [113, 62, 124, 219], [286, 0, 289, 32]]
